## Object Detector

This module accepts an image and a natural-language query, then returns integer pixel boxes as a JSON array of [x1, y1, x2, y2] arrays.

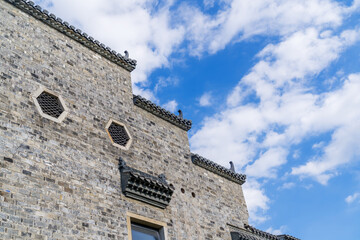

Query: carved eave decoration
[[133, 95, 192, 131], [5, 0, 137, 72], [118, 158, 175, 209], [191, 154, 246, 185]]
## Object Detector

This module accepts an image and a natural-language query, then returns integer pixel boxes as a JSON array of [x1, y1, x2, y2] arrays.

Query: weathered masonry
[[0, 0, 299, 239]]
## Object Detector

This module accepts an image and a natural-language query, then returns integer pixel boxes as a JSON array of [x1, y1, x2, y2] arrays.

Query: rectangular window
[[131, 223, 163, 240], [127, 212, 166, 240]]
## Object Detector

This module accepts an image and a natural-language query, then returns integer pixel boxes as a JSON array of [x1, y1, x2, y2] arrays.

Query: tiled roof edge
[[119, 158, 173, 189], [244, 224, 279, 240], [230, 231, 258, 240], [191, 153, 246, 185], [119, 158, 175, 209], [244, 225, 300, 240], [133, 95, 192, 131], [5, 0, 137, 72], [277, 235, 301, 240]]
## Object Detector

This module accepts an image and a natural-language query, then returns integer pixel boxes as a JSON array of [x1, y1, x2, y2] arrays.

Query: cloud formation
[[242, 180, 270, 223], [199, 92, 212, 107], [345, 192, 360, 204], [178, 0, 354, 55], [266, 226, 287, 235], [163, 100, 178, 112]]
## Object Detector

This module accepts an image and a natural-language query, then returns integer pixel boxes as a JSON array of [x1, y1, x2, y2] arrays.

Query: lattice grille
[[36, 91, 64, 118], [108, 122, 130, 147]]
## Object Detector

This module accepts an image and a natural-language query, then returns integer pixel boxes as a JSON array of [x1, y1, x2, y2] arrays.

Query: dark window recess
[[131, 223, 164, 240], [36, 91, 64, 118], [108, 122, 130, 146]]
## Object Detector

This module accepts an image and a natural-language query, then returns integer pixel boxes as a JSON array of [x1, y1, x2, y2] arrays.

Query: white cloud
[[245, 148, 288, 178], [266, 226, 287, 235], [203, 0, 215, 9], [345, 192, 360, 204], [242, 180, 269, 223], [132, 85, 156, 101], [292, 149, 300, 159], [190, 105, 266, 168], [291, 74, 360, 184], [278, 182, 295, 190], [228, 28, 360, 106], [179, 0, 359, 55], [312, 142, 325, 149], [162, 100, 178, 112], [199, 92, 212, 106], [154, 76, 179, 93]]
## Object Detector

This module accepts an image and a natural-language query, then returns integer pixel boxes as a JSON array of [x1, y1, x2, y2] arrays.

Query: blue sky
[[35, 0, 360, 239]]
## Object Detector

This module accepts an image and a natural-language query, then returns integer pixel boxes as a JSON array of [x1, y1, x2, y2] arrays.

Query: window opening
[[36, 91, 64, 118], [106, 119, 132, 150], [127, 213, 166, 240], [131, 223, 163, 240], [108, 122, 130, 146], [32, 86, 68, 123]]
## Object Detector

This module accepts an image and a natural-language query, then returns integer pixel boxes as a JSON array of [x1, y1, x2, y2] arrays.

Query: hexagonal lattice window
[[32, 86, 68, 123], [106, 119, 132, 150], [36, 91, 64, 118]]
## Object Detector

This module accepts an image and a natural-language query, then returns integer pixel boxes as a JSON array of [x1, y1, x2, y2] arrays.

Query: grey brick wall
[[0, 1, 249, 239]]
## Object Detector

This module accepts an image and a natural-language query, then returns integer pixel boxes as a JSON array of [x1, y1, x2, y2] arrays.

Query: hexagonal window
[[32, 86, 69, 123], [106, 119, 132, 150]]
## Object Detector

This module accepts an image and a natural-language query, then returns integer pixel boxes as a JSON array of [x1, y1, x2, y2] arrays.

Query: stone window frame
[[31, 86, 69, 123], [126, 212, 167, 240], [105, 119, 132, 150]]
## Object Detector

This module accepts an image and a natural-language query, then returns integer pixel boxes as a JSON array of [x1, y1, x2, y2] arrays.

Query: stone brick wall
[[0, 1, 249, 239]]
